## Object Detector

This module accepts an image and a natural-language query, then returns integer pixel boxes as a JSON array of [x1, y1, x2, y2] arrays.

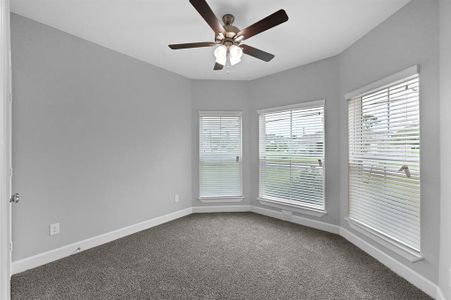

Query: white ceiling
[[11, 0, 410, 80]]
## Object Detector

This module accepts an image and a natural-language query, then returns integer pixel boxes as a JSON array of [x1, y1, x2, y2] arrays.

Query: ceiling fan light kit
[[214, 44, 242, 67], [213, 45, 227, 66], [229, 45, 243, 66], [169, 0, 288, 71]]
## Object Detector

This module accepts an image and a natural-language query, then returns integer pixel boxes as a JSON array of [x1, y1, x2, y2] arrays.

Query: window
[[199, 112, 242, 199], [258, 100, 325, 211], [347, 69, 421, 255]]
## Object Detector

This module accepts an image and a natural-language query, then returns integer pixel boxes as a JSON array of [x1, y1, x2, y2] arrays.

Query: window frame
[[257, 99, 326, 215], [345, 65, 423, 262], [198, 111, 244, 202]]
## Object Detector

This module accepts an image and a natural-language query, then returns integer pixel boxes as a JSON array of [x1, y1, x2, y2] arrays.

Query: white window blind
[[348, 73, 421, 253], [199, 112, 242, 198], [259, 101, 325, 210]]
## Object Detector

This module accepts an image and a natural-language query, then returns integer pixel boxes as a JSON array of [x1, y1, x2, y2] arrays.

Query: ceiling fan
[[168, 0, 289, 70]]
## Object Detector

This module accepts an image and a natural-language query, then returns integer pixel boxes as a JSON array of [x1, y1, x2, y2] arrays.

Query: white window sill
[[258, 197, 327, 217], [198, 196, 244, 203], [345, 217, 423, 263]]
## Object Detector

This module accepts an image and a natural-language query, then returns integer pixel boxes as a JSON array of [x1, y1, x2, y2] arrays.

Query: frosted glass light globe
[[214, 45, 227, 66], [229, 45, 243, 66]]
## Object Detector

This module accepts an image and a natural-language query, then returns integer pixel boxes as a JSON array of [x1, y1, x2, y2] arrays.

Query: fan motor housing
[[215, 14, 240, 46], [222, 14, 239, 38]]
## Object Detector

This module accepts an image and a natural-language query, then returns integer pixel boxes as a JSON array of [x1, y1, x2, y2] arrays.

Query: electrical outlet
[[174, 194, 180, 203], [50, 223, 60, 236]]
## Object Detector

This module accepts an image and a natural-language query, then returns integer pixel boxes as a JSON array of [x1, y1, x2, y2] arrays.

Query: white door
[[0, 0, 12, 299]]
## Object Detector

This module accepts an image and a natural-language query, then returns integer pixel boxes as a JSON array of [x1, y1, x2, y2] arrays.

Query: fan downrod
[[221, 14, 240, 39]]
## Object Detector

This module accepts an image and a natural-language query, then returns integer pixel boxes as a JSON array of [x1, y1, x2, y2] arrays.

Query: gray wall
[[248, 57, 341, 225], [11, 14, 192, 260], [11, 0, 443, 290], [439, 0, 451, 298], [338, 0, 439, 282], [191, 80, 251, 207], [245, 0, 439, 284]]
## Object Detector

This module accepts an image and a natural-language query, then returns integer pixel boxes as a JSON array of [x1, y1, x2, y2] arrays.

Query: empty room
[[0, 0, 450, 299]]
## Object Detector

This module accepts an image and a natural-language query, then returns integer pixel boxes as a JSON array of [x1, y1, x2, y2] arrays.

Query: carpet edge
[[11, 207, 193, 275]]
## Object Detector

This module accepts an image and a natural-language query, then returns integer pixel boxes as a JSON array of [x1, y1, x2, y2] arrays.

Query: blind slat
[[259, 102, 325, 209], [199, 113, 242, 198], [348, 74, 421, 252]]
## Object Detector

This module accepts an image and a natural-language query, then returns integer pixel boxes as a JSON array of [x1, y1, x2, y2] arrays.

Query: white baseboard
[[253, 205, 440, 299], [340, 227, 438, 299], [192, 205, 251, 213], [11, 207, 193, 275], [11, 204, 444, 300], [251, 205, 340, 234], [436, 287, 446, 300]]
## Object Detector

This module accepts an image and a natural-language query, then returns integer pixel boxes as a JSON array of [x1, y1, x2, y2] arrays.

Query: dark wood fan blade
[[241, 44, 274, 62], [238, 9, 288, 40], [213, 63, 224, 70], [189, 0, 225, 34], [168, 42, 216, 49]]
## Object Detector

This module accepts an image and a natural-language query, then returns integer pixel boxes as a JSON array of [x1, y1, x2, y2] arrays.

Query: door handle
[[10, 193, 20, 204]]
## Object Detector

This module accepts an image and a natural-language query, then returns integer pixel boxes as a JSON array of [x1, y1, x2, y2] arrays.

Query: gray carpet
[[11, 213, 431, 300]]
